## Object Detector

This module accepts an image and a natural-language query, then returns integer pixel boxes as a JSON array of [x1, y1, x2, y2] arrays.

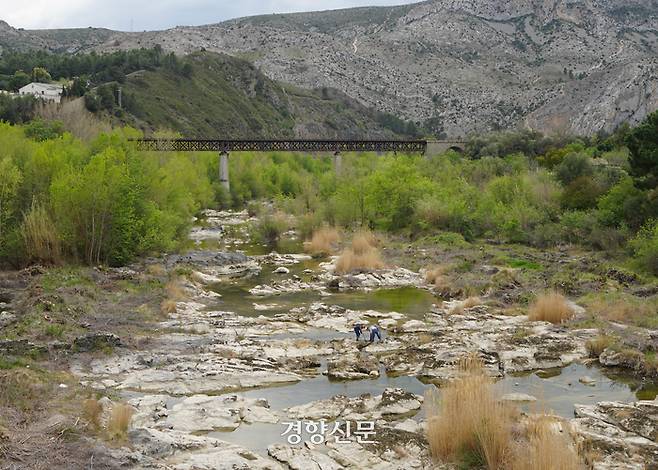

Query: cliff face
[[3, 1, 658, 136]]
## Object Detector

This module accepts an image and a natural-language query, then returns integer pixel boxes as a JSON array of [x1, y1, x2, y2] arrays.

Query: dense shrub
[[555, 152, 593, 185], [561, 176, 603, 210], [597, 176, 650, 229], [0, 93, 36, 123], [0, 123, 214, 267], [630, 220, 658, 275]]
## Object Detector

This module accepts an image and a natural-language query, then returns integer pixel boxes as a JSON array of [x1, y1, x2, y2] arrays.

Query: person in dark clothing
[[353, 323, 363, 341]]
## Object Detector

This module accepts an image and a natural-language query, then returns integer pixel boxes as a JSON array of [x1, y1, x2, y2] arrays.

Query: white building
[[19, 82, 64, 103]]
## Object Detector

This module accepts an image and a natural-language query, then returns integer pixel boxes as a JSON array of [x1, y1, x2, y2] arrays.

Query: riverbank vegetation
[[1, 110, 657, 276], [0, 122, 215, 267]]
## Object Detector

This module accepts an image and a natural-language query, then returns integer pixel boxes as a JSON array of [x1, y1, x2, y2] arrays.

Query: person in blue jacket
[[353, 323, 363, 341]]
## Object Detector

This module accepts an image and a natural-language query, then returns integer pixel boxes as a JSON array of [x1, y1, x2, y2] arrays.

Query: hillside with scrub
[[0, 47, 423, 139], [0, 111, 658, 469]]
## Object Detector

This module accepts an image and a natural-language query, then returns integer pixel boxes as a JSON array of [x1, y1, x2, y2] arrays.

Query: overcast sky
[[2, 0, 420, 31]]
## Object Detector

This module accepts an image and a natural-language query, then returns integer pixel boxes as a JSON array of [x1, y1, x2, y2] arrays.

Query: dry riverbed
[[1, 209, 657, 469]]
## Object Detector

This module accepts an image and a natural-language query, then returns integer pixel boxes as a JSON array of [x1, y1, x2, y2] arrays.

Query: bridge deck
[[133, 138, 429, 153]]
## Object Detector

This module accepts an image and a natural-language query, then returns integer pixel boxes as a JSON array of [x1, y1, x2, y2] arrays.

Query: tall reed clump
[[426, 355, 584, 469], [334, 230, 384, 274], [425, 355, 515, 468], [425, 265, 448, 289], [529, 291, 574, 324], [20, 200, 61, 265], [82, 398, 103, 430], [161, 276, 187, 314], [107, 403, 134, 440], [304, 226, 340, 257], [510, 416, 582, 470]]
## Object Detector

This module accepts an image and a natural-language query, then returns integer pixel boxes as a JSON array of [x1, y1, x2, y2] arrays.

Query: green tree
[[9, 70, 30, 91], [65, 76, 89, 97], [97, 85, 116, 111], [626, 110, 658, 189], [31, 66, 52, 82]]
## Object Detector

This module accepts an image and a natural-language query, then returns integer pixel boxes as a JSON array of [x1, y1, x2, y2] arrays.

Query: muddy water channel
[[74, 210, 658, 469]]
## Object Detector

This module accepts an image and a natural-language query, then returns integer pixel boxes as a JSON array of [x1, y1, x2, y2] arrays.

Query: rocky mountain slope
[[3, 1, 658, 137]]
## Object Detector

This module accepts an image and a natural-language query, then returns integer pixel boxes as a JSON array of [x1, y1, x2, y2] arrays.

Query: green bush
[[630, 220, 658, 275], [561, 176, 603, 210], [365, 157, 435, 231], [0, 123, 215, 267], [555, 152, 593, 185], [597, 176, 649, 229], [251, 213, 289, 245], [23, 119, 65, 142]]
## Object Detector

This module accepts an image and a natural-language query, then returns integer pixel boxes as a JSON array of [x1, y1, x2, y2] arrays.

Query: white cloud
[[0, 0, 419, 30]]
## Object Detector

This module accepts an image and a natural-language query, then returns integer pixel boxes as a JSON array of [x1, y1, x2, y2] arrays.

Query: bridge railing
[[132, 138, 428, 153]]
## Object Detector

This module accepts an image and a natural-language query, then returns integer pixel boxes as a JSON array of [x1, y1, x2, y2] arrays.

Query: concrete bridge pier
[[219, 151, 230, 192], [333, 151, 342, 175]]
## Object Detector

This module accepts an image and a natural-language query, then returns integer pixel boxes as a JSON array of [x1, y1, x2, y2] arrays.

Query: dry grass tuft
[[462, 296, 482, 308], [426, 355, 583, 469], [425, 355, 515, 468], [425, 265, 449, 289], [161, 277, 187, 314], [334, 231, 384, 274], [586, 335, 615, 358], [304, 227, 341, 257], [351, 230, 378, 255], [335, 248, 385, 274], [146, 264, 166, 276], [529, 292, 574, 324], [107, 403, 133, 440], [510, 418, 582, 470], [82, 398, 103, 429], [166, 277, 187, 300]]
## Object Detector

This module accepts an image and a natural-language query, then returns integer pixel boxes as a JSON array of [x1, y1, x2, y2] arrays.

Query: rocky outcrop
[[128, 427, 283, 469], [327, 354, 380, 380], [572, 401, 658, 468], [131, 394, 278, 432], [321, 264, 423, 290], [73, 333, 121, 352]]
